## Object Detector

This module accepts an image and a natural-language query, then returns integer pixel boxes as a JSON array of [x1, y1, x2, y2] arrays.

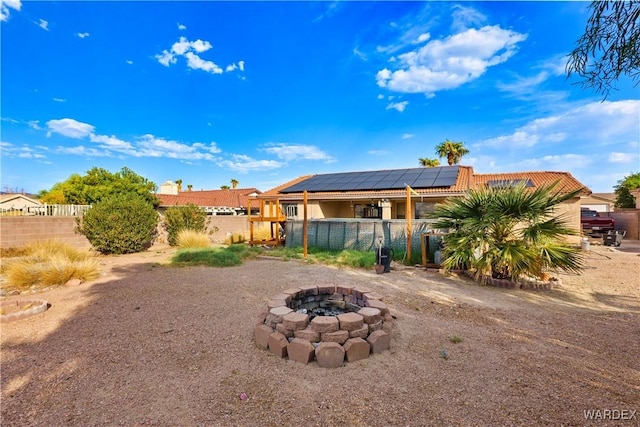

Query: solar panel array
[[280, 166, 460, 193], [487, 179, 534, 188]]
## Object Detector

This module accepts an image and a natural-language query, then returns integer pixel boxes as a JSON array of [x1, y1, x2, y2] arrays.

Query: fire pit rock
[[255, 284, 393, 368]]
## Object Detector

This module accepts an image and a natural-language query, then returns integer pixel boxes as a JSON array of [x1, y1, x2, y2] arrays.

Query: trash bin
[[580, 237, 590, 251], [603, 230, 625, 247]]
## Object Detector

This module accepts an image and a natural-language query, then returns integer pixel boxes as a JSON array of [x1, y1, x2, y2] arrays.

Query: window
[[354, 204, 381, 219], [415, 202, 436, 219], [283, 204, 298, 218]]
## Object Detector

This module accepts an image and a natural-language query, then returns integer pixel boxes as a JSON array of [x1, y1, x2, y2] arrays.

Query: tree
[[39, 167, 159, 207], [435, 139, 469, 166], [231, 179, 239, 189], [187, 184, 193, 191], [430, 182, 583, 283], [175, 179, 183, 192], [220, 185, 230, 190], [419, 157, 441, 167], [566, 1, 640, 98], [614, 172, 640, 208]]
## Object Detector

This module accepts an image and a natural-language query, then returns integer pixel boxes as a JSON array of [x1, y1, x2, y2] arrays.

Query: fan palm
[[231, 179, 239, 189], [435, 139, 469, 166], [430, 182, 583, 283]]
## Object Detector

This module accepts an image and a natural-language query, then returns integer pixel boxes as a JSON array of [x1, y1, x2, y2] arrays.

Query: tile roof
[[256, 167, 590, 200], [156, 188, 261, 208], [473, 171, 591, 195]]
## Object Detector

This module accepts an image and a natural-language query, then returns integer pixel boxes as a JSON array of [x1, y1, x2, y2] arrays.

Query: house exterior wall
[[0, 197, 42, 212]]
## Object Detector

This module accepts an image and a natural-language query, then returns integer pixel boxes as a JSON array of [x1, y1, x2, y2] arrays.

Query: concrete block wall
[[0, 217, 91, 249]]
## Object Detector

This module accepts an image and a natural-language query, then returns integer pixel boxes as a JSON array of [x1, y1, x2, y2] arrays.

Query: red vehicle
[[581, 208, 615, 235]]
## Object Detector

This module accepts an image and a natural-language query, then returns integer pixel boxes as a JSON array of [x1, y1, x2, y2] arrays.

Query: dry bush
[[2, 240, 99, 291], [176, 229, 211, 249]]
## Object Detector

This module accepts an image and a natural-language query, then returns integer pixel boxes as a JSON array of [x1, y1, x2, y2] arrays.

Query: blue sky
[[1, 1, 638, 195]]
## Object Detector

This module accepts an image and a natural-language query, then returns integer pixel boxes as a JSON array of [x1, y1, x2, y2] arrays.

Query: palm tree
[[220, 185, 230, 190], [175, 179, 183, 192], [231, 179, 239, 189], [435, 139, 469, 166], [418, 157, 441, 167], [187, 184, 193, 191], [430, 182, 583, 283]]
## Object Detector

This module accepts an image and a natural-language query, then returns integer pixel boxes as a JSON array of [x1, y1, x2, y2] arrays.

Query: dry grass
[[176, 229, 211, 249], [1, 240, 99, 291]]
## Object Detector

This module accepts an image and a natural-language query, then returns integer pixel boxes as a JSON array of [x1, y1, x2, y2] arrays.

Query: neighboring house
[[0, 193, 42, 214], [254, 166, 590, 240], [581, 192, 616, 212], [156, 188, 262, 215]]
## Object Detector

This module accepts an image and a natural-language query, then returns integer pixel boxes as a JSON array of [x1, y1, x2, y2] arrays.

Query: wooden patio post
[[406, 185, 412, 264], [303, 190, 308, 258]]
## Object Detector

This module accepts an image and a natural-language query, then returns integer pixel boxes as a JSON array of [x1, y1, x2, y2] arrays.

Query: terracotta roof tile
[[473, 171, 591, 195], [157, 188, 261, 208]]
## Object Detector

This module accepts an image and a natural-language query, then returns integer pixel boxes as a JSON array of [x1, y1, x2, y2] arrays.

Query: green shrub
[[164, 204, 209, 246], [171, 248, 243, 267], [76, 194, 158, 254]]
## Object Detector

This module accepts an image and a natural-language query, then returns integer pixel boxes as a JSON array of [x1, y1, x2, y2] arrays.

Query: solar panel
[[279, 166, 460, 193]]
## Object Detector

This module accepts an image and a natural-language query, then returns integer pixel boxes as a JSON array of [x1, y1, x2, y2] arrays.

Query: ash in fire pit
[[298, 301, 362, 321], [255, 284, 394, 368]]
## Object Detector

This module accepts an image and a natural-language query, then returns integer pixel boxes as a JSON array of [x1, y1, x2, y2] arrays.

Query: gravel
[[1, 245, 639, 426]]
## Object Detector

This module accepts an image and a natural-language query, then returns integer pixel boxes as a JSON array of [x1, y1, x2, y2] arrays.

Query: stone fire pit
[[254, 284, 393, 368]]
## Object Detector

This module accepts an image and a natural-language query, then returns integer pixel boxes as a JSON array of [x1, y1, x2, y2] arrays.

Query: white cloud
[[52, 97, 66, 103], [262, 143, 335, 162], [481, 100, 640, 149], [0, 0, 21, 22], [217, 154, 283, 173], [226, 61, 246, 73], [38, 19, 49, 31], [386, 101, 409, 112], [56, 145, 113, 157], [450, 4, 487, 32], [377, 25, 527, 96], [509, 154, 592, 172], [401, 133, 415, 139], [177, 22, 186, 30], [353, 47, 367, 61], [46, 118, 94, 139], [126, 60, 133, 65], [28, 120, 42, 130], [368, 150, 391, 156], [377, 94, 384, 100], [76, 32, 90, 38], [155, 50, 176, 67], [609, 152, 636, 164], [184, 52, 223, 74], [156, 36, 235, 75], [135, 134, 219, 159]]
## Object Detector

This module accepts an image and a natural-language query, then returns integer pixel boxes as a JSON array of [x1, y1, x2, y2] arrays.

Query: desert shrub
[[76, 194, 158, 254], [176, 229, 210, 248], [171, 248, 243, 267], [2, 240, 99, 290], [164, 204, 209, 246]]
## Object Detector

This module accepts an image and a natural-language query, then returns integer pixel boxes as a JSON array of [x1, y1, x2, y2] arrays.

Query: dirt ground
[[1, 242, 639, 427]]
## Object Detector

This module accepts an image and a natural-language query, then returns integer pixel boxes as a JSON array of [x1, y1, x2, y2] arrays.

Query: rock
[[343, 338, 371, 362]]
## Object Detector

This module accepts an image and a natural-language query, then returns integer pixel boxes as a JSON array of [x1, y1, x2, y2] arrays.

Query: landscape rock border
[[255, 284, 393, 368], [0, 298, 50, 322]]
